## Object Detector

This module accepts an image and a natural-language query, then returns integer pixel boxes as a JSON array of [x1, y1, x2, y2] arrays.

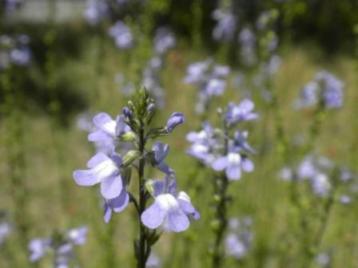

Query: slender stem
[[137, 122, 147, 268], [211, 123, 230, 268]]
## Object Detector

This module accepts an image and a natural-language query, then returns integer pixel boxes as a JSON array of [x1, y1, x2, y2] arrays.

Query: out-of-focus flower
[[108, 21, 134, 49], [239, 27, 256, 66], [141, 177, 199, 232], [225, 99, 258, 125], [225, 217, 253, 259], [146, 252, 161, 268], [212, 9, 237, 42], [165, 112, 184, 133], [154, 27, 176, 55], [0, 221, 12, 246], [296, 71, 344, 109], [29, 238, 51, 262], [84, 0, 108, 25]]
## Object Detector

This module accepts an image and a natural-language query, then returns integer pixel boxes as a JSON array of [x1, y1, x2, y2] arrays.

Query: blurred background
[[0, 0, 357, 267]]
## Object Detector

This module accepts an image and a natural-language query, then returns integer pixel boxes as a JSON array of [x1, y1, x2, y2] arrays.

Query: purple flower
[[141, 177, 199, 232], [295, 81, 319, 108], [108, 21, 133, 49], [29, 238, 51, 262], [152, 142, 174, 175], [165, 112, 184, 133], [67, 226, 88, 245], [84, 0, 108, 25], [154, 27, 176, 55], [205, 78, 226, 96], [88, 112, 130, 153], [232, 131, 255, 154], [186, 123, 217, 165], [184, 60, 211, 84], [73, 152, 125, 199], [103, 190, 129, 223], [212, 152, 254, 180], [239, 27, 256, 66], [0, 221, 12, 246], [310, 173, 331, 197], [212, 9, 237, 42], [225, 217, 253, 259], [9, 46, 31, 66], [225, 99, 258, 125]]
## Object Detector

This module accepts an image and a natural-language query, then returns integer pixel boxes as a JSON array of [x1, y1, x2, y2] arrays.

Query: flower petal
[[87, 152, 109, 168], [165, 209, 190, 232], [212, 156, 229, 171], [110, 190, 129, 213], [241, 158, 254, 172], [73, 170, 100, 186], [226, 164, 241, 180], [100, 175, 123, 199], [141, 201, 166, 229]]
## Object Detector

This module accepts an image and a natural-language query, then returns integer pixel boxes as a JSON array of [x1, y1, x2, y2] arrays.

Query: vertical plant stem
[[137, 122, 147, 268], [211, 123, 229, 268]]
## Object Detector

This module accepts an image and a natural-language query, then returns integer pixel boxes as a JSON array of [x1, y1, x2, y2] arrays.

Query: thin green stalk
[[211, 123, 230, 268]]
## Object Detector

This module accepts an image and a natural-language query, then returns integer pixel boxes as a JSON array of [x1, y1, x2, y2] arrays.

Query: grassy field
[[0, 34, 357, 268]]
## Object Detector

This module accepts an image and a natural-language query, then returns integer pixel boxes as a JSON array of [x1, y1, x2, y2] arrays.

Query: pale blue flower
[[212, 9, 237, 42], [103, 191, 129, 223], [152, 142, 174, 175], [225, 99, 258, 125], [108, 21, 133, 49], [141, 177, 199, 232], [212, 152, 254, 180], [73, 152, 125, 199], [165, 112, 184, 133]]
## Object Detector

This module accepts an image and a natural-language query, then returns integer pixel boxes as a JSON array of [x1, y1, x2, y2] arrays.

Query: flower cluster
[[187, 99, 257, 180], [280, 155, 356, 200], [108, 20, 134, 49], [225, 217, 253, 259], [84, 0, 109, 25], [73, 90, 199, 233], [0, 34, 31, 70], [29, 226, 88, 267], [184, 59, 230, 114], [212, 7, 237, 42], [295, 71, 344, 109]]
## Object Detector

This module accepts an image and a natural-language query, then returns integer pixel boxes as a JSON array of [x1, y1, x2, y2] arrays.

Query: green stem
[[137, 123, 148, 268], [211, 123, 230, 268]]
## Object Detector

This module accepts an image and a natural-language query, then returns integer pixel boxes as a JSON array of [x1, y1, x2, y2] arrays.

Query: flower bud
[[122, 150, 140, 167], [121, 131, 136, 142], [165, 112, 184, 133]]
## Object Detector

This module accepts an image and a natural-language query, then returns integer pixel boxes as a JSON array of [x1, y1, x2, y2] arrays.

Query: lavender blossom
[[141, 176, 199, 232], [239, 27, 256, 66], [108, 21, 134, 49], [212, 9, 237, 42], [152, 142, 174, 175], [165, 112, 184, 133], [84, 0, 108, 25], [104, 191, 130, 223], [0, 221, 12, 246], [88, 112, 131, 153], [225, 99, 258, 125], [154, 27, 176, 55], [73, 152, 126, 200], [225, 217, 253, 259], [296, 71, 344, 109], [29, 238, 51, 262]]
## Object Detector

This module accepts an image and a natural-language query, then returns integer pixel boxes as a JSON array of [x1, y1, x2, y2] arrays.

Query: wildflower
[[186, 122, 217, 165], [225, 217, 253, 259], [29, 238, 51, 262], [84, 0, 108, 25], [212, 9, 237, 42], [154, 27, 176, 55], [152, 142, 174, 175], [88, 112, 130, 153], [73, 152, 125, 199], [141, 177, 199, 232], [108, 21, 133, 49], [165, 112, 184, 133], [225, 99, 258, 125], [103, 191, 129, 223], [212, 152, 254, 180], [0, 221, 12, 246]]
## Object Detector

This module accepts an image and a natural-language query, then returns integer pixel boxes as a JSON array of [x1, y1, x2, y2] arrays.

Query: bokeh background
[[0, 0, 357, 267]]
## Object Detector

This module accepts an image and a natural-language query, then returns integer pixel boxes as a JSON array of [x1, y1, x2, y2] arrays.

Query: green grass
[[0, 38, 357, 268]]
